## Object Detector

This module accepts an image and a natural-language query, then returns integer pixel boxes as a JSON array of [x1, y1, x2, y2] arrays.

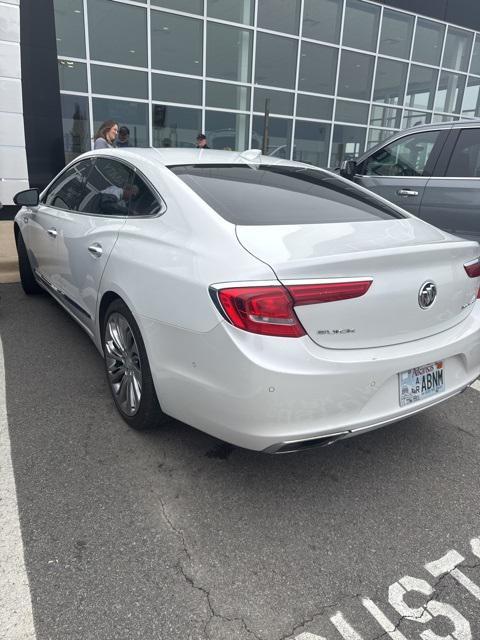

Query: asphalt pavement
[[1, 281, 480, 640]]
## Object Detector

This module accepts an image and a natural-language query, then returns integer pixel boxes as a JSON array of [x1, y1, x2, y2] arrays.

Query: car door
[[52, 157, 133, 330], [354, 129, 448, 216], [24, 159, 92, 286], [419, 127, 480, 241]]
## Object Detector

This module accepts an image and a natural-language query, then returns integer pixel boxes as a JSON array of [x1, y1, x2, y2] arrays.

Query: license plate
[[399, 361, 445, 407]]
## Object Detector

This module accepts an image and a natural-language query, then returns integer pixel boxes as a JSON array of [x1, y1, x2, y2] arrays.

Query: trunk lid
[[236, 219, 480, 349]]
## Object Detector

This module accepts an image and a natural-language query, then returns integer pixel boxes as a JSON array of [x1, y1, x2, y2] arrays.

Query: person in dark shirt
[[116, 126, 130, 148], [196, 133, 209, 149]]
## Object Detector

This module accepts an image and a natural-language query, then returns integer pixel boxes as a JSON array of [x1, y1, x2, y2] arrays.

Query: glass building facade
[[54, 0, 480, 167]]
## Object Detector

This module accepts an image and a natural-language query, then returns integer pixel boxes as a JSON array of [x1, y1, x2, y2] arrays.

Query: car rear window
[[169, 164, 405, 225]]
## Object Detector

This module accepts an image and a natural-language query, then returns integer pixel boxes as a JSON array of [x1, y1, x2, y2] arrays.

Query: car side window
[[77, 157, 135, 216], [445, 129, 480, 177], [128, 173, 163, 217], [44, 159, 93, 210], [361, 131, 440, 177]]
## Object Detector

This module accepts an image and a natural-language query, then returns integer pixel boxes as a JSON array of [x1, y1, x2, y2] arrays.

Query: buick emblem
[[418, 281, 437, 309]]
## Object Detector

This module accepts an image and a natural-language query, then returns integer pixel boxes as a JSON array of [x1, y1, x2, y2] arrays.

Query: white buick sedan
[[14, 148, 480, 453]]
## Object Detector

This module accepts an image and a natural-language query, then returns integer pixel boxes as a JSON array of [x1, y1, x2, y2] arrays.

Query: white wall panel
[[0, 2, 20, 42], [0, 0, 28, 206], [0, 77, 22, 113]]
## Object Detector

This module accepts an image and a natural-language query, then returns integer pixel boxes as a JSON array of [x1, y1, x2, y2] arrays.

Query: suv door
[[419, 127, 480, 241], [26, 159, 93, 287], [53, 157, 133, 329], [354, 129, 448, 215]]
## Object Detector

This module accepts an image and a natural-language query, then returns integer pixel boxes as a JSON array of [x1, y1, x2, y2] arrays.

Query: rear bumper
[[140, 305, 480, 452]]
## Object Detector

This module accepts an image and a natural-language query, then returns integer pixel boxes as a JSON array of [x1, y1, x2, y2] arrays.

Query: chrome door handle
[[88, 243, 103, 257], [397, 189, 419, 197], [47, 228, 58, 238]]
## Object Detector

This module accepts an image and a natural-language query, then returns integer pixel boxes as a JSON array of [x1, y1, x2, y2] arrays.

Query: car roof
[[84, 147, 305, 169]]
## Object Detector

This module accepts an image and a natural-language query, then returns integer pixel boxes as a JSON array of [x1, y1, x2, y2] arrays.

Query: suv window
[[44, 159, 93, 210], [77, 157, 135, 216], [446, 128, 480, 177], [128, 173, 163, 216], [362, 131, 440, 177], [169, 164, 406, 225]]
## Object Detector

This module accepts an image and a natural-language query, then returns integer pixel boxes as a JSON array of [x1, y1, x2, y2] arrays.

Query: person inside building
[[196, 133, 209, 149], [93, 120, 118, 149], [115, 125, 130, 148]]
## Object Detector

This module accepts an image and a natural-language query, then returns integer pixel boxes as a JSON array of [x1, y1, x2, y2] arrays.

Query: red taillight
[[215, 279, 372, 338], [217, 286, 305, 337], [464, 258, 480, 278]]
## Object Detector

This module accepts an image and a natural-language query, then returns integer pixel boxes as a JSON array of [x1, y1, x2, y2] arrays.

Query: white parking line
[[0, 338, 36, 639], [472, 379, 480, 392]]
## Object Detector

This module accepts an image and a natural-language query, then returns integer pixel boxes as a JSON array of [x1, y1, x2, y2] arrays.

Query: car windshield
[[168, 164, 406, 225]]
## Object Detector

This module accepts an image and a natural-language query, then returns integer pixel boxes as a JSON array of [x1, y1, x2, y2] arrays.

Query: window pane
[[442, 27, 473, 72], [88, 0, 147, 67], [152, 104, 201, 148], [432, 114, 459, 122], [78, 158, 134, 216], [296, 94, 333, 120], [129, 173, 162, 216], [46, 160, 93, 210], [205, 111, 250, 151], [257, 0, 301, 35], [207, 82, 250, 111], [362, 131, 440, 177], [152, 74, 202, 105], [293, 121, 331, 166], [151, 11, 202, 75], [151, 0, 203, 13], [446, 128, 480, 177], [373, 58, 407, 106], [434, 72, 466, 114], [58, 60, 87, 92], [53, 0, 86, 59], [207, 0, 253, 25], [471, 36, 480, 76], [255, 33, 297, 89], [331, 125, 366, 167], [302, 0, 342, 44], [337, 51, 374, 101], [335, 100, 369, 124], [370, 105, 402, 129], [412, 18, 444, 67], [367, 128, 395, 149], [342, 0, 380, 52], [206, 23, 252, 83], [253, 88, 293, 116], [252, 116, 292, 158], [298, 42, 337, 95], [93, 98, 149, 147], [405, 65, 438, 110], [379, 9, 413, 59], [170, 164, 403, 225], [60, 95, 91, 163], [91, 65, 148, 99], [402, 111, 431, 128], [462, 77, 480, 118]]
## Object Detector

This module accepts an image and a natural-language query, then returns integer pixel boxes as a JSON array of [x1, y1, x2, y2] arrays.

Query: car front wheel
[[17, 232, 43, 295], [102, 299, 167, 430]]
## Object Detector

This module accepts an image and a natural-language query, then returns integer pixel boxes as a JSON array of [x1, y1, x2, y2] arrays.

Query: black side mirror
[[13, 188, 39, 207], [340, 160, 357, 180]]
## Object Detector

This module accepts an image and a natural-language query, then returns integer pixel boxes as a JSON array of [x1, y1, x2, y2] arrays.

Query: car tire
[[17, 232, 43, 295], [102, 298, 168, 431]]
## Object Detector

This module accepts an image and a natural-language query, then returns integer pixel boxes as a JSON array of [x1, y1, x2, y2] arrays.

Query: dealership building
[[2, 0, 480, 211]]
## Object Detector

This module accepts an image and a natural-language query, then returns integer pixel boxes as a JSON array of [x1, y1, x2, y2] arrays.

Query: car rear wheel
[[17, 232, 43, 295], [102, 299, 167, 430]]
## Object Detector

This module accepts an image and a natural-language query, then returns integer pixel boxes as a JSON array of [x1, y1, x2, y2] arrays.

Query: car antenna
[[238, 148, 263, 168]]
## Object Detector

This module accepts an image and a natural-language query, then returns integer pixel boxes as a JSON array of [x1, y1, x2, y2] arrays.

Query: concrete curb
[[0, 222, 19, 284]]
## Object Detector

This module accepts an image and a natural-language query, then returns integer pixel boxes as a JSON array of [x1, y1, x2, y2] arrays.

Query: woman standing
[[94, 120, 118, 149]]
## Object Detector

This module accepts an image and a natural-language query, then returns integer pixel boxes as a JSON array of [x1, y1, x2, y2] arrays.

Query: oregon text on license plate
[[399, 361, 445, 407]]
